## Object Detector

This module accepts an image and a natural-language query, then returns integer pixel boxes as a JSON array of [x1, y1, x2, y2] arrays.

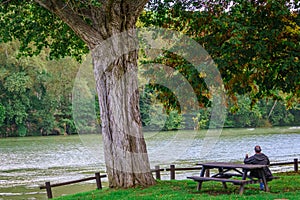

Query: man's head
[[254, 145, 262, 153]]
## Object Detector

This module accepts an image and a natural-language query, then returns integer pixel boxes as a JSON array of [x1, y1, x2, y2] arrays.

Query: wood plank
[[213, 173, 243, 178], [187, 176, 254, 184], [198, 162, 266, 170], [40, 174, 107, 189]]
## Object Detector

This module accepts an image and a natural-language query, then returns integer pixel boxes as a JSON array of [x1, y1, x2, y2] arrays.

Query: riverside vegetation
[[0, 42, 299, 137], [1, 1, 300, 137]]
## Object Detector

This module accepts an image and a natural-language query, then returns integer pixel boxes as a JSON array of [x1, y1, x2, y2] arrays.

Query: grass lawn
[[54, 172, 300, 200]]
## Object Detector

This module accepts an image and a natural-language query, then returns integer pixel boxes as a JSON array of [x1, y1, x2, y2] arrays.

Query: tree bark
[[92, 29, 155, 187], [34, 0, 155, 188]]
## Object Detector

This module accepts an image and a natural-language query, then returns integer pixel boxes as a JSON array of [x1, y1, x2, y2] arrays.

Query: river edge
[[1, 127, 300, 199]]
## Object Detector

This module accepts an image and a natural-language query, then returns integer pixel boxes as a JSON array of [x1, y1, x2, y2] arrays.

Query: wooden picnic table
[[187, 162, 270, 195]]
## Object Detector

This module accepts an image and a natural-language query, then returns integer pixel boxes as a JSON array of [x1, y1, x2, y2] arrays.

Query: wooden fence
[[40, 158, 299, 199], [40, 172, 106, 199], [151, 158, 299, 180]]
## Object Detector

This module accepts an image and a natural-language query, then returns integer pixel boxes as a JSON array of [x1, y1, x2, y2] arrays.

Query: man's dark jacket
[[244, 153, 273, 180]]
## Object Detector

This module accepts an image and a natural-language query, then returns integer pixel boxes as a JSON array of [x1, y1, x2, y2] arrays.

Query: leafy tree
[[258, 99, 296, 126], [45, 57, 81, 135], [226, 95, 262, 128], [0, 41, 79, 136], [142, 0, 300, 106], [142, 0, 300, 129], [0, 0, 154, 188], [140, 86, 184, 131], [0, 67, 31, 136], [0, 103, 5, 127], [163, 109, 184, 130]]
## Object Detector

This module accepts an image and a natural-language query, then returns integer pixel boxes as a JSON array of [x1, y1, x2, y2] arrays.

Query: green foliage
[[261, 100, 295, 126], [139, 0, 300, 129], [190, 95, 299, 129], [0, 66, 30, 129], [1, 0, 299, 136], [4, 71, 32, 93], [141, 0, 300, 106], [140, 86, 184, 131], [0, 103, 5, 126], [226, 96, 263, 128], [163, 109, 184, 130], [0, 62, 46, 135], [17, 123, 27, 137], [0, 41, 81, 136], [0, 1, 88, 61], [140, 87, 154, 128], [72, 77, 98, 134], [193, 109, 210, 130]]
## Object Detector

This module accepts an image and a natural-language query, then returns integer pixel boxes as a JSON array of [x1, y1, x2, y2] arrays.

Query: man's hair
[[254, 145, 261, 153]]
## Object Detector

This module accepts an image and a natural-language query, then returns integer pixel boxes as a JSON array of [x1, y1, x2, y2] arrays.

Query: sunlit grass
[[54, 172, 300, 200]]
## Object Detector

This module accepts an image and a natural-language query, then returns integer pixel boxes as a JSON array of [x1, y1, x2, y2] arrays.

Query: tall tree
[[0, 0, 154, 187]]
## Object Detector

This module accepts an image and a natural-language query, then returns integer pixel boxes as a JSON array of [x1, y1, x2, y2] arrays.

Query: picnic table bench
[[188, 162, 275, 195]]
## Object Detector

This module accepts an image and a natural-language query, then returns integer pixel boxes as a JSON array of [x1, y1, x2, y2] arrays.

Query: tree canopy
[[141, 0, 300, 106], [0, 1, 88, 60], [1, 1, 299, 104]]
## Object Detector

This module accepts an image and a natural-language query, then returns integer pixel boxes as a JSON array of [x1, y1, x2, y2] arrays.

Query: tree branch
[[34, 0, 103, 47], [0, 0, 13, 4], [130, 0, 150, 16], [34, 0, 150, 47]]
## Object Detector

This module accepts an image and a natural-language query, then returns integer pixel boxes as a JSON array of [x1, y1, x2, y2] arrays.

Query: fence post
[[294, 158, 298, 172], [95, 172, 102, 189], [45, 182, 53, 199], [205, 169, 210, 177], [155, 165, 161, 180], [170, 165, 175, 180]]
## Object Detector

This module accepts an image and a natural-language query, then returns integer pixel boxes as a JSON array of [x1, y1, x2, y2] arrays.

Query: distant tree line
[[0, 41, 299, 137], [140, 88, 300, 131], [0, 41, 79, 137]]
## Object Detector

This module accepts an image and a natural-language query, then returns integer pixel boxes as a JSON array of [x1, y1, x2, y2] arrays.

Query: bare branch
[[1, 0, 13, 4]]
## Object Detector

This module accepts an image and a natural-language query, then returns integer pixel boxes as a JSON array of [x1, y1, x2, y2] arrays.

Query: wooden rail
[[151, 158, 299, 180], [40, 172, 106, 199], [270, 158, 299, 172]]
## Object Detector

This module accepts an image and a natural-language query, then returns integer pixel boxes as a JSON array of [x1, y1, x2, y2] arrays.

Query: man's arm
[[244, 155, 255, 164]]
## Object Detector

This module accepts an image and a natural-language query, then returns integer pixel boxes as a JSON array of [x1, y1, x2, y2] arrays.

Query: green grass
[[54, 172, 300, 200]]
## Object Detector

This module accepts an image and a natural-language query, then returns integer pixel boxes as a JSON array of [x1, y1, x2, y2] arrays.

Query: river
[[1, 127, 300, 199]]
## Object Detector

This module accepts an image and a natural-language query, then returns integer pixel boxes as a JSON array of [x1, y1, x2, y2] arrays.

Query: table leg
[[239, 183, 245, 195], [222, 182, 228, 189], [237, 169, 248, 194], [197, 166, 206, 191], [258, 169, 269, 192], [200, 166, 206, 177], [197, 181, 203, 191], [217, 168, 227, 189], [242, 169, 248, 180]]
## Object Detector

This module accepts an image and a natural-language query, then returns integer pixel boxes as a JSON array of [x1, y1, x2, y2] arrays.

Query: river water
[[1, 127, 300, 199]]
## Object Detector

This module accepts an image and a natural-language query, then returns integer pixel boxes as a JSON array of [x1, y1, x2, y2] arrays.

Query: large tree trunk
[[92, 30, 155, 188], [34, 0, 155, 188]]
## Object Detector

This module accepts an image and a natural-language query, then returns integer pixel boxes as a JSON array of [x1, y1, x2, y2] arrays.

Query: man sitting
[[244, 145, 273, 190]]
